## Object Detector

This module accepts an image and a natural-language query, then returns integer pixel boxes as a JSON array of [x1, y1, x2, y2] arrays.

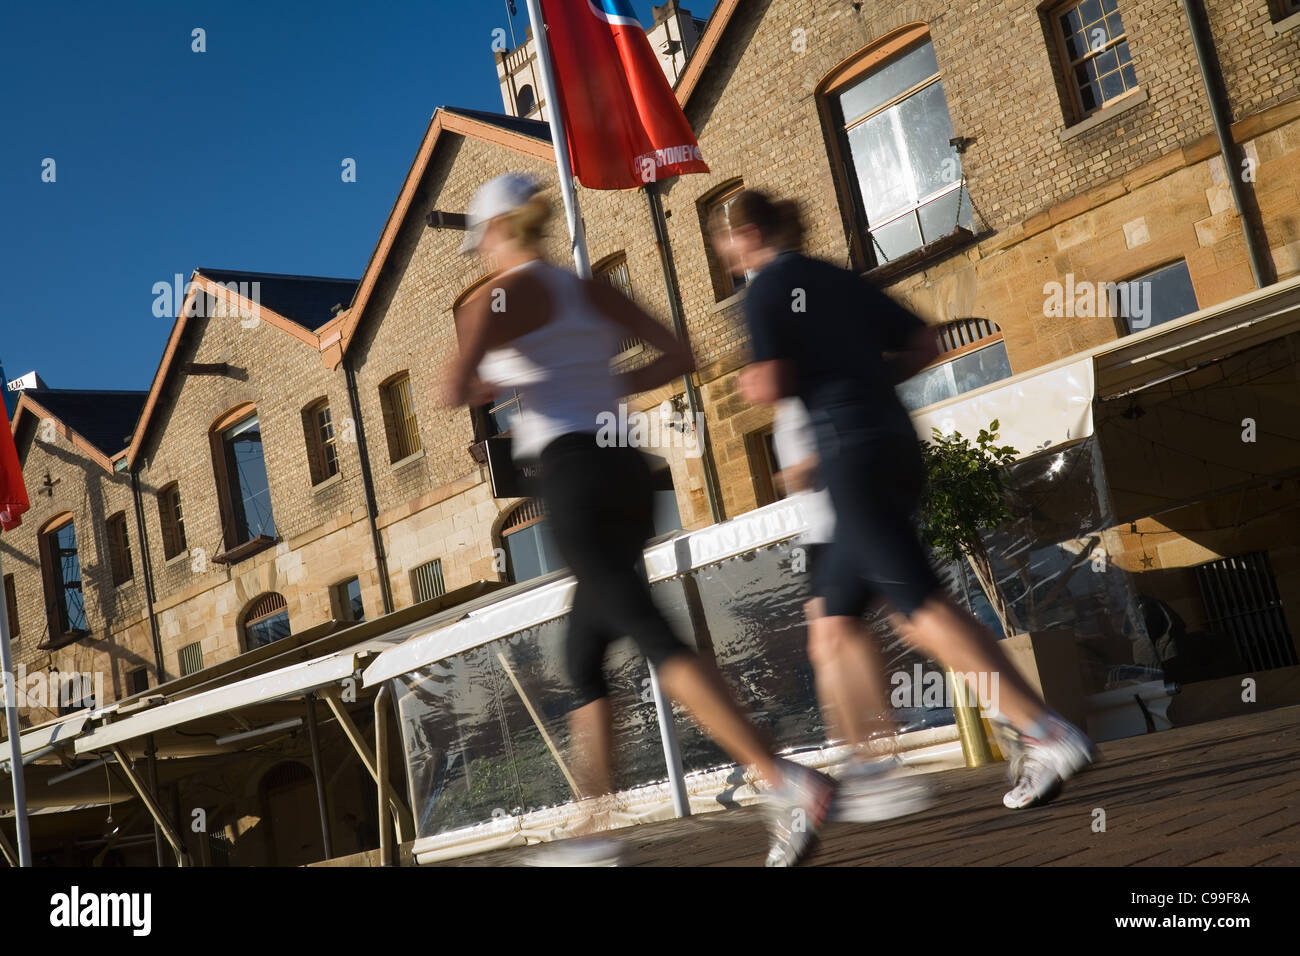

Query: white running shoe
[[828, 757, 932, 823], [1002, 713, 1098, 809], [521, 836, 623, 867], [763, 759, 837, 867]]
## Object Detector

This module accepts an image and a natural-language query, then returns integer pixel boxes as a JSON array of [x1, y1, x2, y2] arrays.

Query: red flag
[[0, 402, 30, 532], [538, 0, 709, 190]]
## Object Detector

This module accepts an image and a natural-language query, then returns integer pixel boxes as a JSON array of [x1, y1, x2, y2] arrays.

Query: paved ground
[[434, 704, 1300, 866]]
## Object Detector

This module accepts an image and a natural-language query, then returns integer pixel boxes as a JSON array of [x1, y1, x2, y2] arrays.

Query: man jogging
[[711, 190, 1096, 810]]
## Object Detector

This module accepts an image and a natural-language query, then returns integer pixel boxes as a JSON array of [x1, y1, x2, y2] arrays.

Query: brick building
[[4, 0, 1300, 864]]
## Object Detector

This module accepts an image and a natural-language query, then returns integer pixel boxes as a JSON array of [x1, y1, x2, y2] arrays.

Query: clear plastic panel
[[391, 437, 1158, 835]]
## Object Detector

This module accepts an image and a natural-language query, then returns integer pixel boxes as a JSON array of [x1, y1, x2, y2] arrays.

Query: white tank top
[[475, 259, 624, 459]]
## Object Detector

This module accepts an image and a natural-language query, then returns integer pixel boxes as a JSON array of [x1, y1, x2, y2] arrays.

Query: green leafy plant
[[918, 420, 1021, 636]]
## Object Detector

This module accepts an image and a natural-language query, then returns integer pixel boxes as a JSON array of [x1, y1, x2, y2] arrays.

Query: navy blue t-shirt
[[743, 251, 925, 442]]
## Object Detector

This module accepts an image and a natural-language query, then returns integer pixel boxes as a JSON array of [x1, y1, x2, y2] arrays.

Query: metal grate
[[501, 498, 546, 531], [937, 317, 1000, 354], [246, 592, 287, 622], [411, 559, 446, 604], [1194, 551, 1297, 672], [179, 640, 204, 676]]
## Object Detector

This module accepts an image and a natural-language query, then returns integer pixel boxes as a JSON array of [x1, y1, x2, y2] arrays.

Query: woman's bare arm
[[583, 278, 695, 395]]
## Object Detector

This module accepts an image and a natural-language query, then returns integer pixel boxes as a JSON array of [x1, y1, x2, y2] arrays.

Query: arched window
[[158, 482, 187, 560], [500, 499, 562, 584], [302, 397, 339, 485], [697, 178, 748, 301], [594, 253, 641, 355], [210, 404, 276, 555], [516, 83, 536, 116], [379, 372, 421, 464], [39, 513, 87, 643], [106, 511, 133, 586], [243, 592, 291, 649], [818, 25, 973, 270], [897, 318, 1012, 411]]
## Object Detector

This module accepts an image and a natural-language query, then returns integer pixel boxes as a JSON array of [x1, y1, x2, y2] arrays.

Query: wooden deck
[[433, 703, 1300, 867]]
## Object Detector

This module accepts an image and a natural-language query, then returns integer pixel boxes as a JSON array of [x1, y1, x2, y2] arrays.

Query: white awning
[[911, 356, 1095, 459], [0, 712, 90, 768], [73, 642, 387, 755]]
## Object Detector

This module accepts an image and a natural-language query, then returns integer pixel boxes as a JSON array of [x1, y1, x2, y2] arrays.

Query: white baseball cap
[[460, 172, 541, 254]]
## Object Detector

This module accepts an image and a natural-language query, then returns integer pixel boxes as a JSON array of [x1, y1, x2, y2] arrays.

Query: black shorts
[[809, 413, 943, 619], [538, 432, 694, 708]]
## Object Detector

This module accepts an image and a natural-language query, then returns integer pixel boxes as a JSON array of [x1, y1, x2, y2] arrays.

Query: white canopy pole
[[0, 549, 32, 865], [522, 0, 592, 279]]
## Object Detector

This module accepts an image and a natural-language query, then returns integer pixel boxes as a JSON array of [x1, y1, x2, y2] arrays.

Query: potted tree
[[917, 421, 1021, 638], [916, 421, 1087, 751]]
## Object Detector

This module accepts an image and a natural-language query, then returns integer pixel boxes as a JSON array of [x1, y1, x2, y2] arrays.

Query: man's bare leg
[[807, 600, 897, 753]]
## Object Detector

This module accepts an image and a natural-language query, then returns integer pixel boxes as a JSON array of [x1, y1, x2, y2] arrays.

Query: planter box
[[999, 629, 1087, 731]]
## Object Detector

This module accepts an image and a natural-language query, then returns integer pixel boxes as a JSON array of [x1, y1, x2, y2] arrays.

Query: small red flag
[[538, 0, 709, 190], [0, 402, 30, 532]]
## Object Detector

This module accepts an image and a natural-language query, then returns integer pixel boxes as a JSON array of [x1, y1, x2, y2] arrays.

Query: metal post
[[647, 662, 690, 817], [0, 549, 31, 866], [948, 667, 995, 767], [523, 0, 592, 278], [144, 734, 164, 865], [304, 693, 333, 860], [374, 684, 393, 866], [108, 744, 190, 866], [319, 686, 415, 840], [646, 183, 725, 524]]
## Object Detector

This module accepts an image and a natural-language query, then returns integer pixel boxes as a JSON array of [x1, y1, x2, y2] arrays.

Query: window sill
[[865, 227, 978, 286], [612, 343, 645, 364], [213, 535, 278, 566], [710, 288, 746, 313], [164, 549, 190, 568], [113, 578, 135, 592], [39, 628, 92, 651], [311, 472, 343, 493], [1060, 88, 1149, 142], [1264, 10, 1300, 36], [392, 449, 426, 471]]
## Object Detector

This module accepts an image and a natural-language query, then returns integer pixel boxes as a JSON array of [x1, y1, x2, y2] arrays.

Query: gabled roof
[[12, 388, 148, 472], [124, 269, 357, 467], [441, 107, 551, 142], [328, 106, 558, 365], [674, 0, 743, 108], [197, 269, 359, 332]]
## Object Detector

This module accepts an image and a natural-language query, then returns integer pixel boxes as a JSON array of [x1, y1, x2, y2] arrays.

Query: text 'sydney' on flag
[[0, 401, 30, 532], [538, 0, 709, 190]]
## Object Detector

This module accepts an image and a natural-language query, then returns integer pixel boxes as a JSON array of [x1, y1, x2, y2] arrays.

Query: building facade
[[5, 0, 1300, 862]]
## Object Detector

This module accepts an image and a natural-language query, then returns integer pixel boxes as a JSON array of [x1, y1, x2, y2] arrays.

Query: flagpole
[[0, 548, 32, 866], [522, 0, 592, 279]]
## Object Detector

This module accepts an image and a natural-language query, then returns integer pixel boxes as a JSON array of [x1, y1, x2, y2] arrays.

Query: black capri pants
[[538, 432, 694, 708]]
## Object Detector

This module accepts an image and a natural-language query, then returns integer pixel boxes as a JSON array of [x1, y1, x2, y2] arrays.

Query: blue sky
[[0, 0, 714, 394]]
